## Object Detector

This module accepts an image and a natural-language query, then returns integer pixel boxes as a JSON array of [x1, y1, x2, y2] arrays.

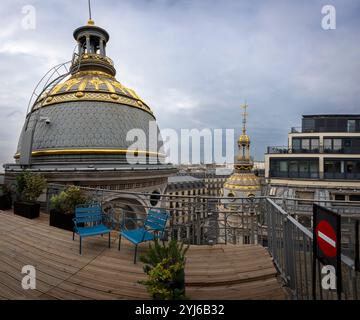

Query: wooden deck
[[0, 210, 286, 300]]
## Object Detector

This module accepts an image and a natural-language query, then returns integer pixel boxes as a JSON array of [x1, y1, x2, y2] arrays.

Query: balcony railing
[[269, 170, 320, 179], [267, 146, 360, 154], [291, 126, 360, 134], [267, 146, 320, 154]]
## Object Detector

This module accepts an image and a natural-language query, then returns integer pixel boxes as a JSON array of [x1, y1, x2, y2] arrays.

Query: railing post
[[284, 216, 296, 294], [249, 198, 255, 245]]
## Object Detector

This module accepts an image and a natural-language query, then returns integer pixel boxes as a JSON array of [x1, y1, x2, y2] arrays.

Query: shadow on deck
[[0, 210, 286, 300]]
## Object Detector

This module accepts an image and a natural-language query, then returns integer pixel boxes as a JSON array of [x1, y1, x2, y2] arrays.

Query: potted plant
[[0, 185, 12, 210], [14, 172, 47, 219], [140, 239, 189, 300], [49, 186, 88, 231]]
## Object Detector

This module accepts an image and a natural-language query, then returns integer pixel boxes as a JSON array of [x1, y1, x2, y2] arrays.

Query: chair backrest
[[75, 203, 103, 224], [144, 208, 168, 232]]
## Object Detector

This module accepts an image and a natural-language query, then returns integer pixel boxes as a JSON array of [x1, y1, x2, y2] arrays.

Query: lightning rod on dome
[[241, 101, 248, 135], [88, 0, 92, 20]]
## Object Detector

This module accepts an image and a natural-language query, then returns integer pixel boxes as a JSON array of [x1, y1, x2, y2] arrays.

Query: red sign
[[313, 204, 341, 299], [316, 220, 337, 258]]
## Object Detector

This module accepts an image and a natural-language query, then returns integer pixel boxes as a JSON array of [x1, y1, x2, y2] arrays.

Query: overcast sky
[[0, 0, 359, 167]]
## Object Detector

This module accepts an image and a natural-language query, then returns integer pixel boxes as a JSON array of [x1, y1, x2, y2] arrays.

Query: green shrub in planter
[[50, 186, 89, 231], [0, 185, 12, 210], [14, 172, 47, 219], [140, 239, 189, 300]]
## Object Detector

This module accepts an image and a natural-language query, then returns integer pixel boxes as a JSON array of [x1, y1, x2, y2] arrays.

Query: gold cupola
[[31, 19, 152, 116], [223, 104, 261, 197], [15, 18, 164, 164]]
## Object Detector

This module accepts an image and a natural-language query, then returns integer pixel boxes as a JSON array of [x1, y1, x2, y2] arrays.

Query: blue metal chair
[[119, 208, 169, 263], [73, 203, 112, 255]]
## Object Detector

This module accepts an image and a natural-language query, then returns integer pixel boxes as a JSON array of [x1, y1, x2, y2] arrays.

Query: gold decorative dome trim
[[223, 172, 261, 191], [33, 69, 154, 117], [14, 148, 166, 159], [223, 184, 261, 191], [238, 134, 250, 143]]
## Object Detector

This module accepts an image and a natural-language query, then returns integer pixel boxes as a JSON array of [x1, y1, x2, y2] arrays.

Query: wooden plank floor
[[0, 210, 286, 300]]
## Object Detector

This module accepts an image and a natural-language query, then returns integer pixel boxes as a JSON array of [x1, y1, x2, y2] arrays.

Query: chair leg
[[134, 245, 138, 264], [73, 231, 75, 241], [108, 233, 111, 248], [118, 234, 122, 251], [79, 237, 82, 255]]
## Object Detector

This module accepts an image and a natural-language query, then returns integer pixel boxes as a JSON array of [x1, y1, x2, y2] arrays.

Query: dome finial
[[87, 0, 94, 25], [241, 102, 248, 135]]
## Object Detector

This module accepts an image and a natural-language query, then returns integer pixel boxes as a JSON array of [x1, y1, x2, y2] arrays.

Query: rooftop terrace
[[0, 210, 285, 300]]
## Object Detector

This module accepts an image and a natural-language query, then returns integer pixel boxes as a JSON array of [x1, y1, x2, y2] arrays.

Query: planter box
[[0, 195, 12, 211], [14, 201, 40, 219], [49, 209, 74, 232]]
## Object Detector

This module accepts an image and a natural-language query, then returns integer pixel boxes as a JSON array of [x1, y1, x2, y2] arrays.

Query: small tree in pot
[[50, 186, 88, 231], [14, 172, 47, 219], [140, 239, 189, 300], [0, 185, 12, 211]]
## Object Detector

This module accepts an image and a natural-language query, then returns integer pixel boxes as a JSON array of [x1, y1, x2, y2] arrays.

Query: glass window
[[292, 138, 301, 151], [324, 161, 334, 173], [302, 118, 315, 132], [298, 161, 309, 178], [289, 161, 298, 178], [333, 161, 344, 179], [333, 161, 343, 173], [349, 195, 360, 202], [344, 139, 352, 148], [301, 139, 310, 150], [346, 161, 354, 173], [299, 161, 309, 172], [348, 120, 356, 133], [356, 161, 360, 174], [324, 161, 334, 179], [333, 139, 342, 151], [311, 138, 319, 151], [334, 194, 345, 201], [324, 139, 332, 152], [279, 161, 288, 172], [270, 160, 279, 171], [310, 161, 319, 178]]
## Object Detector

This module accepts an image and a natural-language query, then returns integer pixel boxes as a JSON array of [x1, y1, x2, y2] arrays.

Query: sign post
[[312, 204, 341, 300], [355, 220, 359, 272]]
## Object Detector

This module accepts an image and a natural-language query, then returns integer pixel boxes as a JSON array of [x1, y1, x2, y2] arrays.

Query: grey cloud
[[0, 0, 359, 166]]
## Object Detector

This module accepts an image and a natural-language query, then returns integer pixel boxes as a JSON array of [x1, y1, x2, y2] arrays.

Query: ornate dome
[[33, 60, 152, 117], [238, 134, 250, 145], [223, 173, 260, 192], [223, 104, 261, 198], [15, 20, 164, 165]]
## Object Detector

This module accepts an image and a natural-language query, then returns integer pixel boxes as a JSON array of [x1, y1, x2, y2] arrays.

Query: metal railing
[[44, 183, 360, 299], [267, 145, 360, 155], [45, 184, 263, 246], [265, 198, 359, 299]]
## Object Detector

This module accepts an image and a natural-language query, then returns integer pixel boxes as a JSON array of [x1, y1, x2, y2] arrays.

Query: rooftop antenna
[[241, 102, 248, 135]]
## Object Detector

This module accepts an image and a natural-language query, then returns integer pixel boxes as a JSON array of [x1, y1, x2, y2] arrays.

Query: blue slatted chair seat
[[121, 228, 160, 244], [77, 224, 111, 237]]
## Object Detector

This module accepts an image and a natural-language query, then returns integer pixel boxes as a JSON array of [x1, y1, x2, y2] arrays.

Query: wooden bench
[[73, 203, 112, 255]]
